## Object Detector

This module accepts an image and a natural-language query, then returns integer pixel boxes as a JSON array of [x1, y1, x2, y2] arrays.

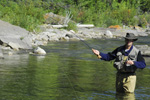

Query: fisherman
[[92, 33, 146, 93]]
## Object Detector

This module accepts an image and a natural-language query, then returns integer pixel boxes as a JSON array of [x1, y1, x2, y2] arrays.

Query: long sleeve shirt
[[100, 45, 146, 69]]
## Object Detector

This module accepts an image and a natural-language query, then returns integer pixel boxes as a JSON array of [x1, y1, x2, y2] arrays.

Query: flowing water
[[0, 36, 150, 100]]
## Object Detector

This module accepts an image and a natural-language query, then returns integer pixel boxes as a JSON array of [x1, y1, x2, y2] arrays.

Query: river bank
[[33, 24, 150, 45], [0, 20, 150, 57]]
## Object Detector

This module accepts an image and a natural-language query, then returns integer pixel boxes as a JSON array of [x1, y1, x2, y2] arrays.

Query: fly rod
[[70, 30, 101, 59]]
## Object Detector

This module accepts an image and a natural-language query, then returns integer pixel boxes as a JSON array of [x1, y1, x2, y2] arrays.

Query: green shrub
[[138, 13, 150, 28], [0, 0, 46, 32], [0, 0, 150, 33], [65, 21, 77, 32]]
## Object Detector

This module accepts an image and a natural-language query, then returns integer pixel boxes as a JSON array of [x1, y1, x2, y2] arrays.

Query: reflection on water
[[0, 37, 150, 100], [116, 93, 135, 100]]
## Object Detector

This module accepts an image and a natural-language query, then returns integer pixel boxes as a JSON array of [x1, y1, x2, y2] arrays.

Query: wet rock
[[145, 29, 150, 32], [59, 37, 70, 41], [104, 30, 113, 38], [33, 41, 47, 46], [0, 20, 32, 50], [0, 46, 4, 59], [8, 42, 19, 51], [0, 36, 32, 50], [145, 29, 150, 35], [65, 33, 73, 38], [135, 45, 150, 56], [32, 47, 46, 56], [8, 51, 13, 56]]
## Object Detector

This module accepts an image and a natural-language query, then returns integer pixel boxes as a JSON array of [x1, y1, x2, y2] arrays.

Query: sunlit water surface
[[0, 37, 150, 100]]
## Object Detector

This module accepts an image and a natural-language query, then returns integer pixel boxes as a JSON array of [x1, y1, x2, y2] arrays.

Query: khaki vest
[[114, 46, 139, 73]]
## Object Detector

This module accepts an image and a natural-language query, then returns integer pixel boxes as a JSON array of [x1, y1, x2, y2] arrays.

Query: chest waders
[[114, 46, 139, 93]]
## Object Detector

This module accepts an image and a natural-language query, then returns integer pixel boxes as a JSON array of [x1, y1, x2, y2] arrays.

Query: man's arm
[[134, 51, 146, 69], [99, 48, 119, 61]]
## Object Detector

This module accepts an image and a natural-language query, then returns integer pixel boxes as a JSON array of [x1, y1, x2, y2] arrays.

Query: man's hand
[[92, 49, 101, 59], [126, 60, 134, 65]]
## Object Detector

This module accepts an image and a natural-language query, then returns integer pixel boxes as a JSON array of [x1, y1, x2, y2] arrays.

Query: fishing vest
[[114, 46, 139, 73]]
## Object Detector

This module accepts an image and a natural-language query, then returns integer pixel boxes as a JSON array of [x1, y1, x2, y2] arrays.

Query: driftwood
[[52, 24, 94, 28]]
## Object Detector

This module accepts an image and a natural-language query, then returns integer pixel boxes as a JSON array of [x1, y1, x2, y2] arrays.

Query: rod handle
[[92, 48, 102, 59], [97, 55, 102, 59]]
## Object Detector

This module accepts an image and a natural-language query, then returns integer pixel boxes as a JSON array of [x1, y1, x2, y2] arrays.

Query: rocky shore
[[0, 20, 150, 57]]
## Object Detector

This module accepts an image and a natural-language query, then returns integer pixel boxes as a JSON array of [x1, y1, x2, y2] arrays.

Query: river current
[[0, 36, 150, 100]]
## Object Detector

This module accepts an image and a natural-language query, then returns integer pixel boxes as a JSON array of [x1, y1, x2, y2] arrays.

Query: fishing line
[[70, 31, 115, 74], [63, 70, 79, 100], [60, 65, 79, 100], [70, 30, 101, 59], [70, 30, 92, 50]]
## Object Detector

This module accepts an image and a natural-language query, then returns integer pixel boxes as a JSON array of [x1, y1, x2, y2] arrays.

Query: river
[[0, 36, 150, 100]]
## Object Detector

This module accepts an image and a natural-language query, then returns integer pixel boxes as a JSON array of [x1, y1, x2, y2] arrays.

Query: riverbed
[[0, 37, 150, 100]]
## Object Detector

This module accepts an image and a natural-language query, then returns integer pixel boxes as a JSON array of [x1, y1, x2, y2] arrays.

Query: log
[[52, 24, 94, 28], [77, 24, 94, 28]]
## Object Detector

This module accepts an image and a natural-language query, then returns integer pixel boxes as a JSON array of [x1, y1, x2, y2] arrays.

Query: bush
[[0, 0, 46, 32], [138, 13, 150, 28], [0, 0, 150, 33], [65, 21, 77, 32]]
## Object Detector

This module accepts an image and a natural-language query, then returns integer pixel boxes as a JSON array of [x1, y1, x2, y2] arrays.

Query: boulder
[[8, 42, 19, 51], [145, 29, 150, 35], [44, 12, 71, 25], [0, 20, 32, 50], [0, 46, 4, 59], [104, 30, 113, 38], [33, 47, 46, 56], [135, 45, 150, 57]]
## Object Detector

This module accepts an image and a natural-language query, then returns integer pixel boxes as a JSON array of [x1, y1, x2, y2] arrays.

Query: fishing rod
[[70, 30, 101, 59]]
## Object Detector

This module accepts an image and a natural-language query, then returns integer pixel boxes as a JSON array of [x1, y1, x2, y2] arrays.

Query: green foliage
[[140, 0, 150, 12], [69, 0, 149, 28], [0, 0, 150, 33], [110, 1, 137, 26], [0, 0, 47, 32], [138, 12, 150, 28], [65, 21, 77, 32]]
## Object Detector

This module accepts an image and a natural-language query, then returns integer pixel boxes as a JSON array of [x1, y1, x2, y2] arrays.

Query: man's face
[[125, 39, 133, 47]]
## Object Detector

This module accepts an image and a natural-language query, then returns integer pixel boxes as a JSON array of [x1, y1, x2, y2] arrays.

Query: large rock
[[44, 12, 69, 25], [104, 30, 113, 38], [32, 47, 46, 56], [135, 45, 150, 57], [0, 46, 4, 58], [0, 20, 32, 50]]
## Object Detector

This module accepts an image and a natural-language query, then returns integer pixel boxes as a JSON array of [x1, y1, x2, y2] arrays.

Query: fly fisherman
[[92, 33, 146, 93]]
